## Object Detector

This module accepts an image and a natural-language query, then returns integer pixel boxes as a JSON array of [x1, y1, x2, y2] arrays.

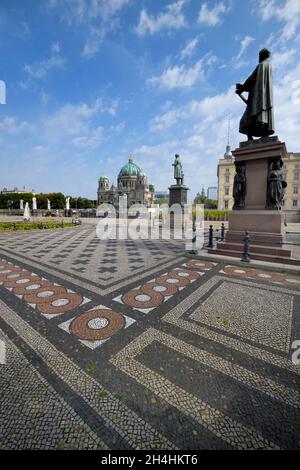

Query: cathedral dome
[[118, 155, 143, 177]]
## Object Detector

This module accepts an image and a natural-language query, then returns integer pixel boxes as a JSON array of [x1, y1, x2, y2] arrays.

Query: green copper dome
[[118, 155, 144, 177], [99, 175, 108, 181]]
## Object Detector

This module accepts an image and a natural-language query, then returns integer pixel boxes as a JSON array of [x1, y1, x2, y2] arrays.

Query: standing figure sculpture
[[267, 160, 287, 209], [172, 154, 183, 185], [233, 164, 246, 209], [236, 48, 274, 141]]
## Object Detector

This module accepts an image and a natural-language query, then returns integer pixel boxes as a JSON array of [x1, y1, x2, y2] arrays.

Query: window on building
[[225, 187, 229, 196], [293, 200, 298, 207], [293, 186, 299, 194], [282, 199, 285, 207], [224, 200, 228, 209], [225, 175, 230, 183], [294, 172, 299, 181]]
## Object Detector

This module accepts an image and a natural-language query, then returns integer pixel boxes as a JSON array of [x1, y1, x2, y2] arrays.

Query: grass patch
[[86, 362, 95, 372], [0, 221, 73, 231]]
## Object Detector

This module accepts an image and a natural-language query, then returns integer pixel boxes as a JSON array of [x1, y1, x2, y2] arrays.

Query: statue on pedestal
[[236, 48, 274, 141], [32, 196, 37, 211], [172, 154, 183, 185], [267, 160, 287, 209], [233, 163, 246, 209]]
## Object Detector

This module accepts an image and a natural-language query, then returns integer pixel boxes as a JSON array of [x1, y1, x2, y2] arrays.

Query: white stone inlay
[[88, 318, 109, 330], [15, 278, 30, 284], [37, 290, 55, 298], [135, 294, 151, 302], [51, 298, 70, 307]]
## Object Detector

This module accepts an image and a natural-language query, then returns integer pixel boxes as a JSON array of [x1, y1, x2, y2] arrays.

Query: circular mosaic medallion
[[3, 271, 34, 288], [186, 260, 215, 270], [156, 269, 197, 288], [70, 309, 125, 340], [13, 278, 53, 295], [24, 285, 67, 305], [36, 292, 83, 315], [0, 266, 22, 281], [122, 287, 164, 308], [223, 266, 257, 278], [143, 280, 178, 297]]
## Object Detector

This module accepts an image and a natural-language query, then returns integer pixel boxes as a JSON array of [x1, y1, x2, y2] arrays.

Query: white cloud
[[272, 48, 297, 70], [236, 35, 255, 60], [180, 38, 198, 59], [24, 43, 65, 79], [198, 1, 231, 26], [47, 0, 131, 57], [135, 0, 186, 36], [72, 126, 104, 149], [148, 59, 205, 90], [149, 86, 238, 132], [257, 0, 300, 43], [149, 108, 179, 131], [0, 116, 33, 134]]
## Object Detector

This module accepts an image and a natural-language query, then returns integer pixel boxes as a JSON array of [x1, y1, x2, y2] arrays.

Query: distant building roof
[[118, 155, 145, 178]]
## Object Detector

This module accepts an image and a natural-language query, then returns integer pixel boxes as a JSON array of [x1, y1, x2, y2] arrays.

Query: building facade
[[217, 145, 300, 218], [97, 155, 155, 207]]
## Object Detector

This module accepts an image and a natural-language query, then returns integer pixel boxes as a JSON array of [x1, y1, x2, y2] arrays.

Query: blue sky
[[1, 0, 300, 200]]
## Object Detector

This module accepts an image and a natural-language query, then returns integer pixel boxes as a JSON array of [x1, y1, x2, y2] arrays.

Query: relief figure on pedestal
[[266, 160, 287, 209], [233, 163, 246, 209]]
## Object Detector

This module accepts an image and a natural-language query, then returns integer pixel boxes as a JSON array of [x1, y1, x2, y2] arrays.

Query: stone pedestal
[[213, 137, 294, 264], [169, 185, 189, 230], [169, 185, 189, 206]]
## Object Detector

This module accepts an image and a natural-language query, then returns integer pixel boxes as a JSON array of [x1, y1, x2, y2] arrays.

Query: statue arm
[[239, 65, 258, 92]]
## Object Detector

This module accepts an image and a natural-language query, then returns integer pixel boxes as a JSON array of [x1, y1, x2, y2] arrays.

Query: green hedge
[[0, 221, 73, 231], [204, 210, 232, 221]]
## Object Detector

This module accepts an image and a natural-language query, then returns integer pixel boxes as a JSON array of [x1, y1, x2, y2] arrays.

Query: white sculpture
[[32, 196, 37, 211], [23, 202, 31, 221], [47, 199, 51, 211], [20, 199, 24, 210], [66, 197, 70, 211]]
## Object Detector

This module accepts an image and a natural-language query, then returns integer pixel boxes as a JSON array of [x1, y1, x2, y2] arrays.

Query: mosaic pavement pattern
[[0, 226, 300, 449]]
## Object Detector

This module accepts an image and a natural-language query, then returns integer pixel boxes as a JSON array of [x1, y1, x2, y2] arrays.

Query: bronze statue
[[267, 160, 287, 209], [236, 48, 274, 141], [233, 163, 246, 209], [172, 154, 183, 185]]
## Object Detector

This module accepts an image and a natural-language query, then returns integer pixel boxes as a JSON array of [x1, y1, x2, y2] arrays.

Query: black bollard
[[189, 224, 198, 255], [221, 223, 225, 242], [207, 225, 214, 249], [241, 231, 251, 262]]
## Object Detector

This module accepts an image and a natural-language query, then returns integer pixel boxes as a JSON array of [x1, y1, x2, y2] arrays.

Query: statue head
[[175, 154, 180, 159], [259, 48, 271, 62]]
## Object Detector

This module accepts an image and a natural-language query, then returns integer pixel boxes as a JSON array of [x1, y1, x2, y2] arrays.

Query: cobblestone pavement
[[0, 225, 299, 450]]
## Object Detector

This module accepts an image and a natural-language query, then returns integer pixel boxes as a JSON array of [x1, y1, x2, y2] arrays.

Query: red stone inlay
[[24, 285, 67, 305], [143, 280, 178, 297], [3, 272, 36, 288], [37, 292, 83, 315], [0, 258, 85, 318], [70, 309, 125, 341], [122, 287, 164, 309], [156, 270, 192, 288], [13, 278, 53, 295], [186, 259, 215, 270]]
